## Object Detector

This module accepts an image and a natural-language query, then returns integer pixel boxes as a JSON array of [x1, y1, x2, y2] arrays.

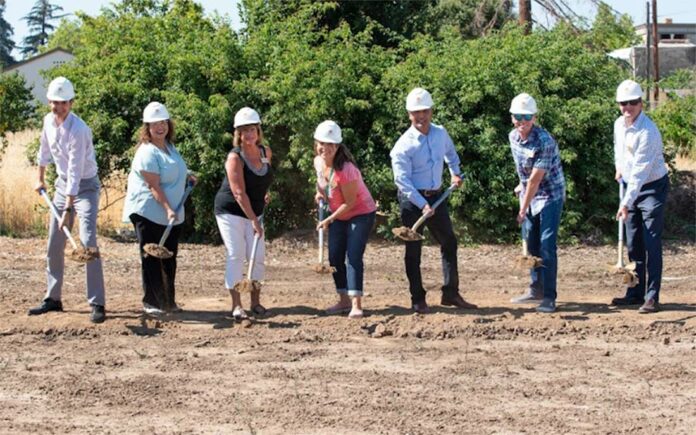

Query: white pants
[[215, 214, 265, 289]]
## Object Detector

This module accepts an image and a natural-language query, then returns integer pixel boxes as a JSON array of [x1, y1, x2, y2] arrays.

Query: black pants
[[130, 214, 181, 310], [399, 193, 459, 304]]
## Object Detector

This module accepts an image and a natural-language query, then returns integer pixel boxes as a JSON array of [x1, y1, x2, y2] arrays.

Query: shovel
[[143, 181, 194, 259], [392, 185, 456, 241], [513, 192, 543, 269], [39, 188, 100, 263], [233, 222, 263, 294], [515, 236, 544, 269], [312, 199, 335, 274], [607, 182, 638, 286]]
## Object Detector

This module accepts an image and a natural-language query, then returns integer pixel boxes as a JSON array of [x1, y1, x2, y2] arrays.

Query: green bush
[[41, 0, 638, 243], [0, 72, 34, 154], [652, 95, 696, 159]]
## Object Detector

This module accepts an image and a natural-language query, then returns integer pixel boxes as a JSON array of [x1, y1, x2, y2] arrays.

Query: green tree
[[0, 72, 34, 154], [50, 0, 244, 239], [0, 0, 15, 67], [21, 0, 67, 57], [585, 1, 639, 52]]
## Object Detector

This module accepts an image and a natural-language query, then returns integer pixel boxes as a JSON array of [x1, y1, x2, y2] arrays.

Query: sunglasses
[[619, 98, 641, 107], [512, 114, 534, 121]]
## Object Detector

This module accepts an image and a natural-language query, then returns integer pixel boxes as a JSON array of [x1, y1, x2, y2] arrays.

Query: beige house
[[2, 48, 74, 104], [609, 19, 696, 80]]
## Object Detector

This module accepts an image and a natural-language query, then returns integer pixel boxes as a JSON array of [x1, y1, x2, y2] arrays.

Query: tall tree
[[20, 0, 67, 57], [0, 0, 15, 67]]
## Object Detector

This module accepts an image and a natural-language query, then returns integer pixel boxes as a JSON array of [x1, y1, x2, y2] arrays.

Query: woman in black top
[[214, 107, 273, 319]]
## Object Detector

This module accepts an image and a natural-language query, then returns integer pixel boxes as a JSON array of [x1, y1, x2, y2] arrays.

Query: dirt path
[[0, 236, 694, 434]]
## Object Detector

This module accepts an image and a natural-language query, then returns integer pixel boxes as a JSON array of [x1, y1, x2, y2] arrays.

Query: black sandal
[[251, 304, 267, 316]]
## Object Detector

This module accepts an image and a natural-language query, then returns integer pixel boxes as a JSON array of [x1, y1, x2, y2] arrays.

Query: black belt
[[418, 189, 441, 197]]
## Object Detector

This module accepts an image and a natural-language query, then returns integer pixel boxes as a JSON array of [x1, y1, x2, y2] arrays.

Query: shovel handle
[[39, 189, 80, 250], [247, 233, 260, 279], [410, 185, 457, 232], [617, 181, 625, 266], [157, 181, 195, 248], [247, 216, 263, 279], [318, 199, 325, 264]]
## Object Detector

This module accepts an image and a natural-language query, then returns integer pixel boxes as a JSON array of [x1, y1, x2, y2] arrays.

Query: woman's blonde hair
[[233, 124, 264, 149]]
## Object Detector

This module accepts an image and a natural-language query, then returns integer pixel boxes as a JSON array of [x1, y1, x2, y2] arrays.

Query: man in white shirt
[[28, 77, 106, 323], [611, 80, 669, 314]]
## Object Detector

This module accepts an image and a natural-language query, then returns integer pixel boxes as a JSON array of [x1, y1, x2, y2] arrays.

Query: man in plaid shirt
[[508, 93, 566, 313]]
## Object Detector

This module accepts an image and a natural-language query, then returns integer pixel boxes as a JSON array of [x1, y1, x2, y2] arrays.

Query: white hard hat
[[509, 93, 537, 114], [46, 76, 75, 101], [616, 80, 643, 102], [314, 120, 342, 144], [406, 87, 433, 111], [143, 102, 170, 123], [234, 107, 261, 128]]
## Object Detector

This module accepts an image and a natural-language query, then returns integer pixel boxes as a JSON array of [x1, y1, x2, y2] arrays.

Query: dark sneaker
[[610, 296, 644, 306], [90, 305, 106, 323], [510, 292, 543, 304], [536, 298, 556, 313], [28, 298, 63, 316], [411, 301, 430, 314], [441, 294, 478, 309], [638, 299, 659, 314]]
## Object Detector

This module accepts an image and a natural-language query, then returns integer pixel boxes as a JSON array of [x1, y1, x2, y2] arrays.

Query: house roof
[[2, 47, 73, 73]]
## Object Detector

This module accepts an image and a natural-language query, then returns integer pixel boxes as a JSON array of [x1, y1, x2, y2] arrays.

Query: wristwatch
[[65, 207, 74, 213]]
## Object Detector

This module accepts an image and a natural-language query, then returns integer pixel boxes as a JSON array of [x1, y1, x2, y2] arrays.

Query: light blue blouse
[[122, 142, 188, 226]]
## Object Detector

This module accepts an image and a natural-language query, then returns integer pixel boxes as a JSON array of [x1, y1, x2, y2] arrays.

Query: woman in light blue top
[[122, 102, 196, 314]]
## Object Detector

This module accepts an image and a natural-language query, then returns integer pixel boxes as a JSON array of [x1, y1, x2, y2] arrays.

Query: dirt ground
[[0, 235, 694, 434]]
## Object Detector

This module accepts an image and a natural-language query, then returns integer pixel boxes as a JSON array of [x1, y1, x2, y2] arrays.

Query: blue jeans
[[624, 175, 669, 303], [523, 199, 563, 301], [328, 211, 376, 297]]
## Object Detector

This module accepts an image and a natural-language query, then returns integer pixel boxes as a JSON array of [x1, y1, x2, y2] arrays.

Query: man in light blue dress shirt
[[390, 87, 477, 313], [610, 80, 669, 314], [28, 77, 106, 323]]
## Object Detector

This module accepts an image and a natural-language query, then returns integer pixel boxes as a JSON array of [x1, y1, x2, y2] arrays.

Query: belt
[[418, 189, 442, 197]]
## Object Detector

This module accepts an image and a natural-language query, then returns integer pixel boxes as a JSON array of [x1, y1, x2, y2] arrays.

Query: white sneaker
[[143, 303, 165, 315]]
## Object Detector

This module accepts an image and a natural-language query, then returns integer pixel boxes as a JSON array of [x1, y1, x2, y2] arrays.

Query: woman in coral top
[[314, 121, 376, 319]]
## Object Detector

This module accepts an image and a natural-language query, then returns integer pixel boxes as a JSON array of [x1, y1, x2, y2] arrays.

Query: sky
[[4, 1, 696, 58]]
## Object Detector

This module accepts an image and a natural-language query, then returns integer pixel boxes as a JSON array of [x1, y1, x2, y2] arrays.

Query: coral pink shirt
[[326, 162, 376, 221]]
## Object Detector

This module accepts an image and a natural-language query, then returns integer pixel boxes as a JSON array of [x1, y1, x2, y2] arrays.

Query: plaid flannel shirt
[[509, 125, 566, 216]]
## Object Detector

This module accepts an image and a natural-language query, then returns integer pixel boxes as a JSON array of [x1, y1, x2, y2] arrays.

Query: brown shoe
[[638, 299, 659, 314], [411, 301, 430, 314], [441, 294, 478, 309]]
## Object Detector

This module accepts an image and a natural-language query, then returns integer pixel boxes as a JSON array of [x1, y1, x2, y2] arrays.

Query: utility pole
[[519, 0, 532, 35], [652, 0, 659, 104]]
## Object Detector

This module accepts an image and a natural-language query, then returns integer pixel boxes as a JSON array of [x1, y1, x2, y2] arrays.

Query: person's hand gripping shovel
[[38, 188, 99, 263], [143, 180, 194, 259], [392, 185, 456, 241]]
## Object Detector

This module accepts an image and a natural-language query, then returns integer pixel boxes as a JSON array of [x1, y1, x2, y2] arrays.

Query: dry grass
[[0, 129, 129, 237]]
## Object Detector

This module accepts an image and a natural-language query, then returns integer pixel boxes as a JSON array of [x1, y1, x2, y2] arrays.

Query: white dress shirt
[[37, 112, 99, 196], [614, 111, 668, 208]]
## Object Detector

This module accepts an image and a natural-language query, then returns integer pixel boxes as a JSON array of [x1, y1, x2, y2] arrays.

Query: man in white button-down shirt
[[610, 80, 669, 314], [28, 77, 106, 323]]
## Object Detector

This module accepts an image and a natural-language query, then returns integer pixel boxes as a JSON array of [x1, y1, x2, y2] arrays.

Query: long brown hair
[[137, 119, 176, 145], [315, 141, 356, 171]]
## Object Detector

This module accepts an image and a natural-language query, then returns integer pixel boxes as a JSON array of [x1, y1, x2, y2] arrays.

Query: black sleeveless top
[[214, 146, 273, 218]]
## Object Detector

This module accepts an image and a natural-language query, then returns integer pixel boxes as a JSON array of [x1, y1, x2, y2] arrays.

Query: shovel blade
[[392, 227, 423, 241], [143, 243, 173, 259]]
